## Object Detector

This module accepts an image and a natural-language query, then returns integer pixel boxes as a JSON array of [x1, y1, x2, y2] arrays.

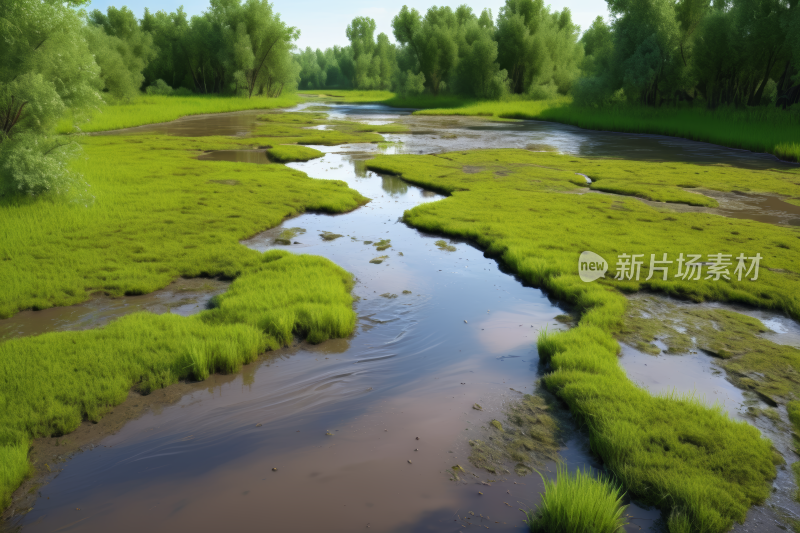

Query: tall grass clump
[[524, 463, 627, 533], [0, 250, 357, 510]]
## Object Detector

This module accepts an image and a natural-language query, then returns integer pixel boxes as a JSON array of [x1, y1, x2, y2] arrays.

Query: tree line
[[1, 0, 299, 197], [299, 0, 800, 108], [2, 0, 798, 198]]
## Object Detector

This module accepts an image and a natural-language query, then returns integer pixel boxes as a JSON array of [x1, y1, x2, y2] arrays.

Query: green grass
[[524, 463, 628, 533], [57, 94, 302, 133], [266, 145, 324, 163], [0, 103, 394, 510], [0, 109, 402, 319], [365, 148, 800, 532], [297, 89, 395, 103], [0, 249, 356, 509]]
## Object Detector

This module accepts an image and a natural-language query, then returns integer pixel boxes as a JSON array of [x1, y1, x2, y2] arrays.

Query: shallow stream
[[4, 102, 800, 533]]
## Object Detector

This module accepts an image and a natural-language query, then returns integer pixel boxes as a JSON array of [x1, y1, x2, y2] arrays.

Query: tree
[[0, 0, 102, 197], [84, 8, 157, 101], [392, 6, 459, 95], [215, 0, 299, 98], [453, 18, 509, 98]]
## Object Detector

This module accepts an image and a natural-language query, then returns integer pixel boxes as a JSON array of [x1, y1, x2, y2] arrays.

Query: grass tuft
[[524, 463, 628, 533]]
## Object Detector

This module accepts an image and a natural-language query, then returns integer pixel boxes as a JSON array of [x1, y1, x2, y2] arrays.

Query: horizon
[[83, 0, 612, 51]]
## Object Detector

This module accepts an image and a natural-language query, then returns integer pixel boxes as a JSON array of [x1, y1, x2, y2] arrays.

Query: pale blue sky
[[85, 0, 611, 51]]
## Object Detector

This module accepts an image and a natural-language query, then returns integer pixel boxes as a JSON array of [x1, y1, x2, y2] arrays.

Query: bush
[[145, 79, 175, 96], [0, 133, 83, 197]]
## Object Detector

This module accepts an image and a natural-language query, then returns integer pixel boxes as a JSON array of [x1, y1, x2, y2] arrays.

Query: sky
[[85, 0, 612, 51]]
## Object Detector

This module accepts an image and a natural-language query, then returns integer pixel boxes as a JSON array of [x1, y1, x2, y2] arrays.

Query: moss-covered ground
[[0, 250, 356, 509], [366, 148, 800, 532], [468, 391, 567, 477], [0, 110, 414, 318], [620, 296, 800, 406], [0, 104, 405, 510], [266, 145, 324, 163]]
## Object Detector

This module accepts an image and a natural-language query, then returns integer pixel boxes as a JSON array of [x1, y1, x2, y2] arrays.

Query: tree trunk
[[749, 51, 775, 106]]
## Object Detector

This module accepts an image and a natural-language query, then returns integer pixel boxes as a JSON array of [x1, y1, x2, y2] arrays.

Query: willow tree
[[453, 9, 510, 98], [495, 0, 584, 97], [217, 0, 299, 97], [0, 0, 102, 197], [85, 7, 158, 101], [392, 5, 459, 95]]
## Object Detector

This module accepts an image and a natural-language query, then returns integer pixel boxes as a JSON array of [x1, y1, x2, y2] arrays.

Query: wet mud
[[0, 277, 229, 340], [5, 103, 800, 533], [618, 293, 800, 532]]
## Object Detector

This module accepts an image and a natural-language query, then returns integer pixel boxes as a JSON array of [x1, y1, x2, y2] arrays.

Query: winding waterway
[[3, 102, 800, 533]]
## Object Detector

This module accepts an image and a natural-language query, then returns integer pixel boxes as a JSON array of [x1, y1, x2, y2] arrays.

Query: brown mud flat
[[0, 278, 229, 341]]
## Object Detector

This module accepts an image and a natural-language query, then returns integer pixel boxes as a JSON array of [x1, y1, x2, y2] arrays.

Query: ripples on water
[[6, 102, 799, 532]]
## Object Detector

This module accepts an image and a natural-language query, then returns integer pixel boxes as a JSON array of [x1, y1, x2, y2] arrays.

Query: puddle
[[618, 293, 800, 532], [587, 188, 800, 227], [7, 103, 800, 533], [0, 278, 229, 340]]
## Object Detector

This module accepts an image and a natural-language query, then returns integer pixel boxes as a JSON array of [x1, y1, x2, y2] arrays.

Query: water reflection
[[381, 175, 408, 196]]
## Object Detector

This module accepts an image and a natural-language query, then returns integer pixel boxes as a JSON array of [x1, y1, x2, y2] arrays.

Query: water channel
[[3, 102, 800, 533]]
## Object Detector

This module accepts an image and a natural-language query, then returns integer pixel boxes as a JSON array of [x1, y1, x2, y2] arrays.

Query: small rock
[[256, 423, 262, 427], [473, 404, 483, 411], [478, 492, 483, 495], [416, 437, 419, 440], [464, 320, 468, 324], [408, 460, 412, 464], [272, 467, 278, 471], [415, 448, 419, 451]]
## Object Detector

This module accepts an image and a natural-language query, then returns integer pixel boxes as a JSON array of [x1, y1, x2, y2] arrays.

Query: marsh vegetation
[[2, 0, 800, 531]]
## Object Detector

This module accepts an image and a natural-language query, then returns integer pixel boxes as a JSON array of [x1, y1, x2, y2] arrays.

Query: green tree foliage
[[392, 6, 459, 95], [577, 0, 799, 108], [141, 7, 194, 90], [453, 10, 510, 98], [495, 0, 583, 97], [345, 17, 396, 90], [136, 0, 299, 96], [0, 0, 102, 197]]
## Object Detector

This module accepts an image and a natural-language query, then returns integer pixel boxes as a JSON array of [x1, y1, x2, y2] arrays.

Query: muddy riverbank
[[4, 102, 800, 532]]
